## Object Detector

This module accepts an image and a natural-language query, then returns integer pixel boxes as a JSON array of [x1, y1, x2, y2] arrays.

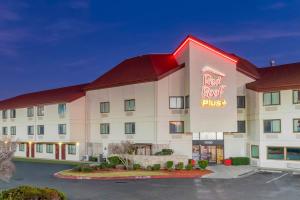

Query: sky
[[1, 0, 300, 100]]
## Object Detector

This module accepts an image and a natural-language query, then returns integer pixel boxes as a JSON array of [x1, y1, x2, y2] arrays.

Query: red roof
[[246, 62, 300, 92], [84, 54, 184, 91], [0, 84, 87, 110]]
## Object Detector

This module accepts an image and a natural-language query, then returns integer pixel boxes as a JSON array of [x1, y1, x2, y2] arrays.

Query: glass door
[[200, 145, 217, 163]]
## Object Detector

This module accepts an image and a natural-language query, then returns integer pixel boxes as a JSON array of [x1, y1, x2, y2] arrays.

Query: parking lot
[[0, 161, 300, 200]]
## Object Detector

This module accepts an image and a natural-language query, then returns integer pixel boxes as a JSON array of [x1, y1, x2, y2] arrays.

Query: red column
[[55, 144, 59, 160], [31, 143, 35, 158], [61, 144, 66, 160], [26, 143, 30, 157]]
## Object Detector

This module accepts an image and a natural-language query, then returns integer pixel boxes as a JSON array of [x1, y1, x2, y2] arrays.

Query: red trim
[[61, 144, 66, 160], [55, 144, 59, 160], [31, 143, 35, 158], [26, 143, 30, 157], [173, 35, 238, 63]]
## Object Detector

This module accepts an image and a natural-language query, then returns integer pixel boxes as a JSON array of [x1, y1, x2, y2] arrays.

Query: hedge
[[231, 157, 250, 165]]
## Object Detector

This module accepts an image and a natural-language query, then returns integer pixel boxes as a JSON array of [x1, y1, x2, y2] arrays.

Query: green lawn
[[13, 157, 89, 166], [59, 170, 167, 177]]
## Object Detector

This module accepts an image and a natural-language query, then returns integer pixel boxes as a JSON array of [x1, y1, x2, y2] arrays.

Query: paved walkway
[[202, 165, 257, 179]]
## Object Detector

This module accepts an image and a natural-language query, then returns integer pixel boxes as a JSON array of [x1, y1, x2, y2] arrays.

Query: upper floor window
[[185, 96, 190, 109], [125, 122, 135, 134], [263, 92, 280, 106], [124, 99, 135, 111], [264, 119, 281, 133], [2, 110, 7, 119], [293, 90, 300, 104], [58, 103, 66, 117], [237, 120, 246, 133], [100, 102, 110, 113], [68, 144, 76, 155], [169, 121, 184, 134], [37, 125, 44, 135], [10, 126, 16, 135], [169, 96, 184, 109], [2, 127, 7, 135], [100, 123, 110, 134], [27, 126, 34, 135], [293, 119, 300, 133], [27, 107, 34, 117], [10, 109, 16, 118], [237, 96, 245, 108], [37, 106, 44, 116], [58, 124, 66, 135]]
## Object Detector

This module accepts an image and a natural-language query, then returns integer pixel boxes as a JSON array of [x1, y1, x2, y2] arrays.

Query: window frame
[[251, 145, 259, 159], [36, 144, 43, 153], [169, 121, 184, 134], [37, 105, 44, 116], [68, 144, 76, 155], [169, 96, 184, 109], [263, 92, 280, 106], [58, 103, 66, 117], [293, 119, 300, 133], [37, 125, 44, 135], [100, 102, 110, 113], [46, 144, 53, 154], [58, 124, 66, 135], [10, 109, 16, 118], [263, 119, 281, 133], [27, 125, 34, 135], [125, 122, 135, 134], [185, 95, 190, 109], [267, 146, 285, 160], [237, 96, 246, 108], [293, 90, 300, 104], [2, 110, 7, 119], [100, 123, 110, 134], [124, 99, 135, 111], [27, 107, 34, 117], [237, 120, 246, 133], [2, 127, 7, 135], [286, 147, 300, 161], [19, 143, 25, 152], [10, 126, 16, 135]]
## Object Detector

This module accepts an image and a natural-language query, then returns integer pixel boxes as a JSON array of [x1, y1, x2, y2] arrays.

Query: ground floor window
[[68, 144, 76, 155], [19, 143, 25, 152], [267, 147, 284, 160], [46, 144, 53, 153], [286, 148, 300, 160], [251, 145, 259, 158], [36, 144, 43, 153]]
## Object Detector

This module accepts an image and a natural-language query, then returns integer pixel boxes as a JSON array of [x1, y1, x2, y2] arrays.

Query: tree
[[0, 140, 16, 182], [108, 141, 135, 169]]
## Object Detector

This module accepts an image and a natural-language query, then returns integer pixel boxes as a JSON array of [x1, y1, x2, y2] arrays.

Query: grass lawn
[[13, 157, 89, 166], [59, 170, 167, 177]]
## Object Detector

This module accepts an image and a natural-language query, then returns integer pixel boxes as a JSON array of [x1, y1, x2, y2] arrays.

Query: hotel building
[[1, 35, 300, 169]]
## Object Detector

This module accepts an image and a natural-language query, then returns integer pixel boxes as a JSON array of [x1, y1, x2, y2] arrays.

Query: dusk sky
[[1, 0, 300, 100]]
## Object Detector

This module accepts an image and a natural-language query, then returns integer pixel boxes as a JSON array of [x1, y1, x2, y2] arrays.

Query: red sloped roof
[[235, 56, 260, 79], [84, 54, 184, 91], [0, 83, 88, 110], [246, 62, 300, 92]]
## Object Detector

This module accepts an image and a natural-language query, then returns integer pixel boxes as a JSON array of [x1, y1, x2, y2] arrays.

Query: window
[[267, 147, 284, 160], [27, 126, 34, 135], [10, 109, 16, 118], [36, 144, 43, 153], [37, 125, 44, 135], [185, 96, 190, 109], [10, 126, 16, 135], [124, 99, 135, 111], [293, 90, 300, 104], [100, 123, 110, 134], [27, 107, 34, 117], [251, 145, 259, 158], [125, 122, 135, 134], [293, 119, 300, 133], [68, 144, 76, 155], [237, 96, 246, 108], [2, 127, 7, 135], [264, 119, 281, 133], [237, 121, 246, 133], [169, 121, 184, 134], [169, 96, 184, 109], [46, 144, 53, 153], [286, 148, 300, 160], [19, 143, 25, 152], [58, 124, 66, 135], [37, 106, 44, 116], [2, 110, 7, 119], [100, 102, 110, 113], [58, 103, 66, 117], [263, 92, 280, 106]]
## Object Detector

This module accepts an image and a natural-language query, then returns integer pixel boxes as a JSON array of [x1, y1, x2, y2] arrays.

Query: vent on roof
[[270, 59, 276, 66]]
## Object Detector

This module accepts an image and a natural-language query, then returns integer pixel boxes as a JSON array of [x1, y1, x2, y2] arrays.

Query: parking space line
[[265, 173, 289, 184]]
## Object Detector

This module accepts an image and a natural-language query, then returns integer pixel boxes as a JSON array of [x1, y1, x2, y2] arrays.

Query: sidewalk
[[202, 165, 257, 179]]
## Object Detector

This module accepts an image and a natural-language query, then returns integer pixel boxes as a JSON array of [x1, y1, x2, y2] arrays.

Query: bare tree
[[0, 140, 16, 182], [108, 141, 135, 169]]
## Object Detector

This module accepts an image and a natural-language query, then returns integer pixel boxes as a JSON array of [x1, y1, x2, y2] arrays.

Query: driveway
[[0, 161, 300, 200]]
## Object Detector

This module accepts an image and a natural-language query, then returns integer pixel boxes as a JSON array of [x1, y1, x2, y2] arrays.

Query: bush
[[188, 159, 196, 167], [152, 164, 161, 171], [165, 161, 174, 170], [146, 165, 152, 171], [133, 163, 141, 170], [72, 164, 95, 172], [231, 157, 250, 165], [198, 160, 208, 170], [89, 156, 98, 162], [107, 156, 122, 167], [175, 162, 184, 170], [155, 149, 174, 156], [185, 164, 193, 170], [0, 185, 66, 200]]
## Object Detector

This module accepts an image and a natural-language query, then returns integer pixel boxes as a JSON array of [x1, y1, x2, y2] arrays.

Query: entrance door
[[61, 144, 66, 160], [31, 143, 35, 158], [200, 145, 217, 163], [55, 144, 59, 160]]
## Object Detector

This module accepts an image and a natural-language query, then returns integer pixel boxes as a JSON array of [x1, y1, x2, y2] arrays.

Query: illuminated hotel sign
[[201, 66, 227, 108]]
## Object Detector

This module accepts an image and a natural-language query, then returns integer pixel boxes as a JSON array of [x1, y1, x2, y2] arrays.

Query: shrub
[[231, 157, 250, 165], [185, 164, 193, 170], [146, 165, 152, 171], [155, 149, 174, 155], [107, 156, 122, 167], [133, 163, 141, 170], [0, 185, 66, 200], [72, 164, 95, 172], [89, 156, 98, 162], [175, 162, 184, 170], [152, 164, 161, 171], [188, 159, 196, 167], [198, 160, 208, 170], [165, 161, 174, 170]]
